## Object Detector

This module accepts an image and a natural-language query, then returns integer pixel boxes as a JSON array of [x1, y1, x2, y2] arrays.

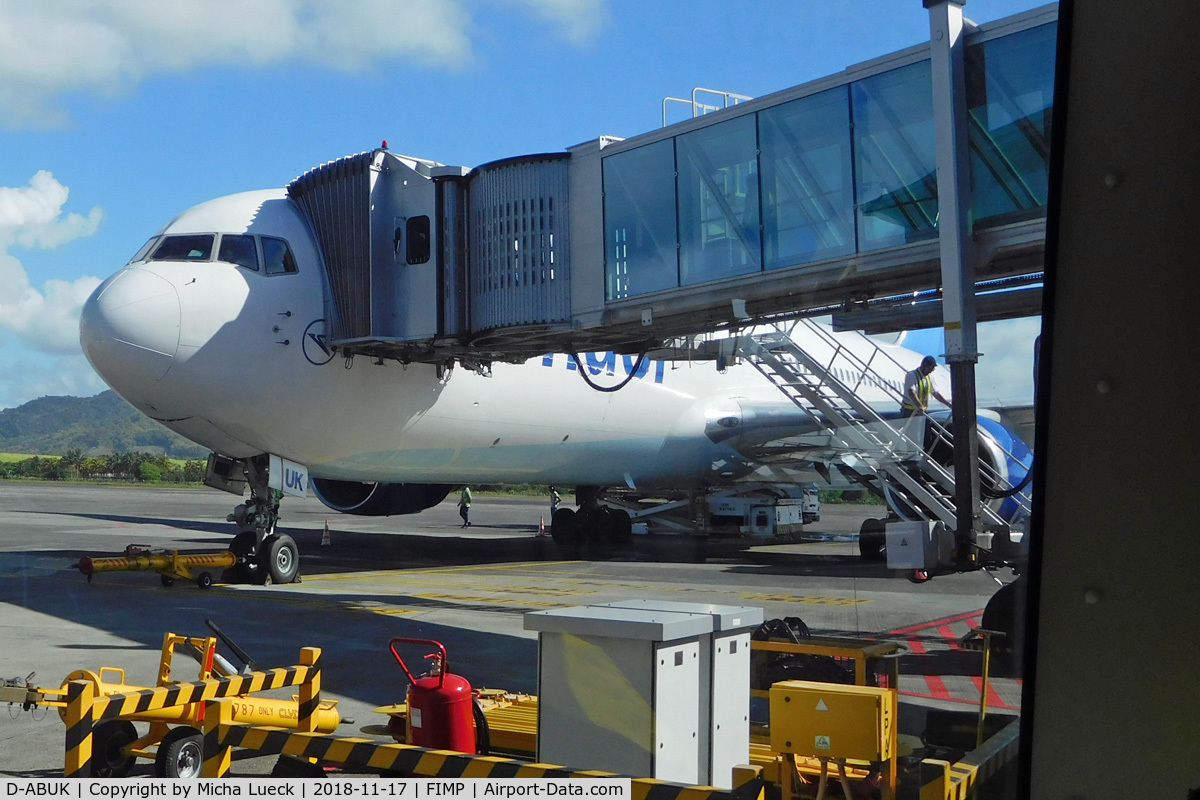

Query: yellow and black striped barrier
[[918, 719, 1021, 800], [63, 646, 321, 777], [199, 699, 765, 800]]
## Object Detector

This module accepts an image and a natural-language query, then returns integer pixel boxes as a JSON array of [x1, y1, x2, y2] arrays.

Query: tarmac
[[0, 482, 1020, 777]]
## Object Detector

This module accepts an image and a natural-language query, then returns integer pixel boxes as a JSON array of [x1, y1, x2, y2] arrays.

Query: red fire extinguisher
[[389, 637, 475, 753]]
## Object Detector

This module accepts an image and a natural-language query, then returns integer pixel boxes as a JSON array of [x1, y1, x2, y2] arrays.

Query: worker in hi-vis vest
[[458, 486, 473, 527], [901, 355, 952, 417]]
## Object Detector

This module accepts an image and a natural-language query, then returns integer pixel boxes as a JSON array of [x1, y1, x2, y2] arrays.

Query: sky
[[0, 0, 1048, 411]]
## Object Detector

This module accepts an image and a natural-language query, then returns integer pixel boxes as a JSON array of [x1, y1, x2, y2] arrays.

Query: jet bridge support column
[[927, 0, 982, 564]]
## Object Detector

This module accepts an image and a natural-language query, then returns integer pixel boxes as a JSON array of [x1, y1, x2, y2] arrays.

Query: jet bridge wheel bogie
[[258, 533, 300, 584]]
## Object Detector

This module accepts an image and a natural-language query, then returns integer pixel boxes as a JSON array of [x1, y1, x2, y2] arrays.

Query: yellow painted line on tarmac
[[303, 561, 577, 583], [411, 593, 562, 608], [739, 592, 871, 605], [344, 605, 420, 617]]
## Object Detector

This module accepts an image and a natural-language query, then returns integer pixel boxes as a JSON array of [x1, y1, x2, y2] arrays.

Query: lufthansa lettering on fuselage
[[541, 352, 666, 384]]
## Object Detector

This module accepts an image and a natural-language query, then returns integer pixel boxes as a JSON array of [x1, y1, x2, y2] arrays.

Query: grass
[[0, 453, 57, 463]]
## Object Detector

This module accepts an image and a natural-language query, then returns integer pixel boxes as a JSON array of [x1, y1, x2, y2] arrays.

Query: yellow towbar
[[77, 544, 237, 588]]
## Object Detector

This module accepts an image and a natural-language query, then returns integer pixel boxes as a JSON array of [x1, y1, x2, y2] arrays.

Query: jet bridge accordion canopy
[[287, 149, 572, 363]]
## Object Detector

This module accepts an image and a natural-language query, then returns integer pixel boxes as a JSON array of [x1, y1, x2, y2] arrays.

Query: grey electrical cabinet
[[524, 605, 714, 783], [597, 600, 763, 788]]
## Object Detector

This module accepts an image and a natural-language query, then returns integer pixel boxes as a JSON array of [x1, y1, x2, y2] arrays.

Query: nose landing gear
[[213, 455, 301, 585]]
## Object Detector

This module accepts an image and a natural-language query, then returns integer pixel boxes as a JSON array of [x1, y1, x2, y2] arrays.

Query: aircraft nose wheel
[[258, 533, 300, 584]]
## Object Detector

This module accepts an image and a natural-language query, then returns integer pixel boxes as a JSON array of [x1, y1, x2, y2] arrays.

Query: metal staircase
[[737, 320, 1023, 533]]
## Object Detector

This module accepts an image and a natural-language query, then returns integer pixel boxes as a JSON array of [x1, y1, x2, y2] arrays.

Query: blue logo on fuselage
[[302, 319, 334, 365], [541, 352, 666, 383]]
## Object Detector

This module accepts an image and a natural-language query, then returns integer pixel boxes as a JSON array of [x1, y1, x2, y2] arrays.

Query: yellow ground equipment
[[77, 544, 237, 588], [4, 627, 340, 778]]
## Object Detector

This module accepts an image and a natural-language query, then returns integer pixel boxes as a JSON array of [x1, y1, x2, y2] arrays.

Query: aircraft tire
[[155, 726, 203, 778], [609, 508, 633, 545], [91, 719, 137, 778], [259, 533, 300, 584], [225, 532, 262, 583], [550, 508, 578, 545]]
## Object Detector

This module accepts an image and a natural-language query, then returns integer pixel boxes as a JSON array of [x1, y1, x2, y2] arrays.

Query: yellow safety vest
[[903, 371, 932, 409]]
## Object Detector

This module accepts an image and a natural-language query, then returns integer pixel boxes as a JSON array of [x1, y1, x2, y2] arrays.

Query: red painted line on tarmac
[[937, 625, 961, 648], [886, 609, 984, 635], [903, 637, 952, 699], [900, 689, 1009, 708], [971, 676, 1018, 710], [924, 675, 953, 701]]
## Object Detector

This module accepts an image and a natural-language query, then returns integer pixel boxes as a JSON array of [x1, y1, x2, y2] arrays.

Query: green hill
[[0, 391, 209, 459]]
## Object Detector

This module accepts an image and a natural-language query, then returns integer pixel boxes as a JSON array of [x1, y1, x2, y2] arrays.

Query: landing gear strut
[[219, 456, 300, 584]]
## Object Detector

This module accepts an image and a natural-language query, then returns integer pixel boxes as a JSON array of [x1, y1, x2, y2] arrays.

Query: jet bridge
[[287, 3, 1056, 364]]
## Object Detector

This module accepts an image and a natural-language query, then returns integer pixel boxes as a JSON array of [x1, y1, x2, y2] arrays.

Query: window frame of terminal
[[598, 12, 1056, 302]]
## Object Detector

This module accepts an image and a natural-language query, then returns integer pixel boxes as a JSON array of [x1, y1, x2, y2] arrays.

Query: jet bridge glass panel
[[603, 137, 679, 300], [852, 60, 938, 251], [966, 23, 1056, 227], [677, 113, 762, 287], [759, 86, 856, 270]]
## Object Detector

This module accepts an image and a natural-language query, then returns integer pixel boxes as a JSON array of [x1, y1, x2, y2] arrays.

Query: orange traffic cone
[[538, 516, 546, 536], [321, 520, 331, 547]]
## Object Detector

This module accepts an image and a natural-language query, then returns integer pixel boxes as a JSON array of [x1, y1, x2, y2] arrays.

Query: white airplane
[[79, 185, 1031, 584]]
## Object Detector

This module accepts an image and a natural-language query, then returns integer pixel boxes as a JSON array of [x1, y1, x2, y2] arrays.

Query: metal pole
[[926, 0, 981, 565]]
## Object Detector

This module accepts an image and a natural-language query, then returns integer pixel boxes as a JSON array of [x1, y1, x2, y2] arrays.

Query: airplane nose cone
[[80, 268, 181, 396]]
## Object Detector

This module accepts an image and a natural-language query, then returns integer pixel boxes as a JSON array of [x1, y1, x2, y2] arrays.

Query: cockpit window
[[150, 234, 214, 261], [262, 236, 298, 275], [218, 234, 259, 271], [128, 237, 159, 264]]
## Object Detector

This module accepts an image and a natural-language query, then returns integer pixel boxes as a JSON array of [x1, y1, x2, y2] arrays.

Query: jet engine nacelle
[[311, 479, 454, 516], [926, 410, 1034, 524]]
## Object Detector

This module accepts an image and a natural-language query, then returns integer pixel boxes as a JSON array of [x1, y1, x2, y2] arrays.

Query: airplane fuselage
[[80, 190, 939, 491]]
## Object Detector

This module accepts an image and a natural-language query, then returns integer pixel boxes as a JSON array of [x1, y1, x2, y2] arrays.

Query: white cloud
[[976, 316, 1043, 405], [0, 172, 104, 356], [0, 350, 108, 411], [0, 0, 605, 128], [507, 0, 609, 44]]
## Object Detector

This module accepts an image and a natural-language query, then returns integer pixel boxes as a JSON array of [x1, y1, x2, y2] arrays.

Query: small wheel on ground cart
[[91, 719, 137, 778], [160, 574, 175, 587], [196, 571, 213, 590], [155, 725, 203, 778]]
